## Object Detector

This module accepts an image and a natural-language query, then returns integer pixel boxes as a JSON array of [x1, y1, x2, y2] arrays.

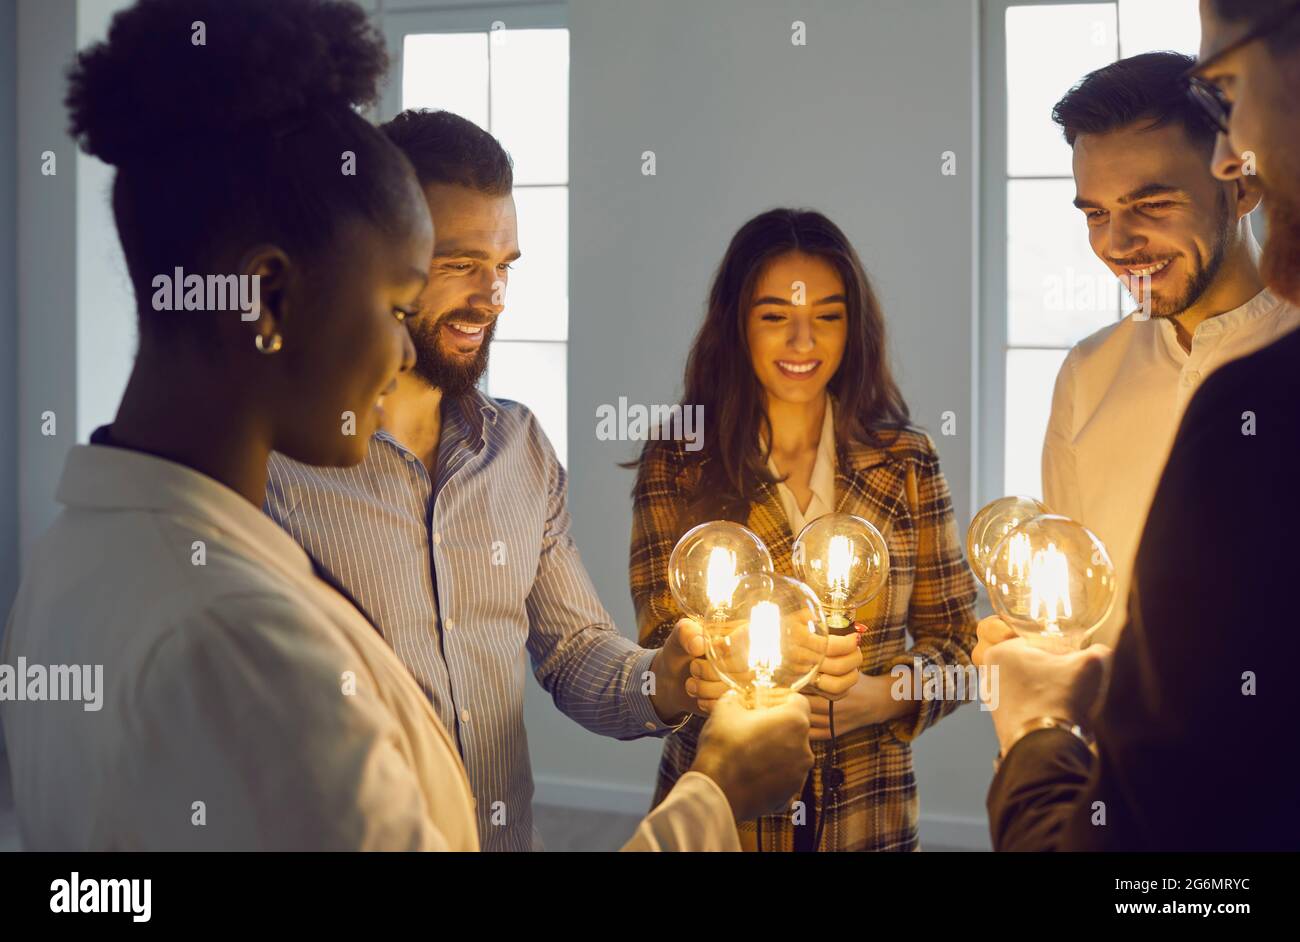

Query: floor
[[0, 748, 645, 852], [0, 752, 963, 851]]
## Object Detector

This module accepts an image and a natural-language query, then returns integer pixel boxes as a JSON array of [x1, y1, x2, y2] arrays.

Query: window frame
[[979, 0, 1123, 508]]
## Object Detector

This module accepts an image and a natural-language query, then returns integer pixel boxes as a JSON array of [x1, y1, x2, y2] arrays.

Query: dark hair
[[380, 109, 513, 194], [1212, 0, 1300, 52], [66, 0, 416, 335], [1052, 52, 1219, 153], [641, 208, 911, 524]]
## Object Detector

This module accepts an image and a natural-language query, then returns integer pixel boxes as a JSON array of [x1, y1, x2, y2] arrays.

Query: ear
[[235, 244, 292, 348], [1233, 174, 1263, 220]]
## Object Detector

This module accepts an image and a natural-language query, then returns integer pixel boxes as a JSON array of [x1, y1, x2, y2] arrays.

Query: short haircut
[[1052, 51, 1219, 153], [380, 109, 513, 194], [1212, 0, 1300, 53]]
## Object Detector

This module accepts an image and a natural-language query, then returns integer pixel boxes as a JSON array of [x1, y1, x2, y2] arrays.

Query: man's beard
[[408, 309, 496, 397], [1134, 189, 1232, 319], [1259, 184, 1300, 306]]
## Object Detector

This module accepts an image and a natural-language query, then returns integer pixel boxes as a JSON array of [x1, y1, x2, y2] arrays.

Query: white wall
[[526, 0, 995, 849]]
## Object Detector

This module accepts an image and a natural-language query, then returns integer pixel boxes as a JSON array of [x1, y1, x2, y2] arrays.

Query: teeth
[[1128, 259, 1171, 277], [448, 323, 484, 336], [778, 361, 818, 374]]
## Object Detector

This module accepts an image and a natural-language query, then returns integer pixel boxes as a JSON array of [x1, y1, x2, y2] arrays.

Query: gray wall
[[1, 0, 19, 629], [526, 0, 995, 847]]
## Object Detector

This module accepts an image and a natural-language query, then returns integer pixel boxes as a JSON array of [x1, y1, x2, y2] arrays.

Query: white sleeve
[[620, 771, 742, 852], [119, 595, 454, 851], [1041, 351, 1082, 519]]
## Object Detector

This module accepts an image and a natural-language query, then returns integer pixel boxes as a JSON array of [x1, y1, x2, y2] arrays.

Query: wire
[[811, 700, 839, 851]]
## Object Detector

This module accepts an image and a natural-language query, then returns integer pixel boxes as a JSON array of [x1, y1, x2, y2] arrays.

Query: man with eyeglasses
[[974, 0, 1300, 851]]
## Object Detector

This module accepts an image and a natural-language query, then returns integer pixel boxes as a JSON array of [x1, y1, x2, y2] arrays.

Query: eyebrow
[[1073, 184, 1185, 210], [752, 293, 847, 307], [433, 247, 522, 263]]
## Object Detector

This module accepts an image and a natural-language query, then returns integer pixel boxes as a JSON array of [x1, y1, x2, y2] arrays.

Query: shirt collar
[[61, 433, 316, 581], [1156, 287, 1284, 351]]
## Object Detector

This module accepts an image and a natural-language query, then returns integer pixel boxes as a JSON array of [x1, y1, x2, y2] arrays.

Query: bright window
[[400, 24, 570, 465], [990, 0, 1200, 501]]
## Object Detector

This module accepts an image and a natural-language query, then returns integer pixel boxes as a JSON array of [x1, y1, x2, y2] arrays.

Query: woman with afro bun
[[0, 0, 460, 850]]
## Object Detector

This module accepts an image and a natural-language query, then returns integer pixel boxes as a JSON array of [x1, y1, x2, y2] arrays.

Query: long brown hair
[[639, 208, 911, 524]]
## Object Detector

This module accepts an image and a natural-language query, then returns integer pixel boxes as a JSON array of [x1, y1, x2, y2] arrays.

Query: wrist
[[993, 715, 1092, 772]]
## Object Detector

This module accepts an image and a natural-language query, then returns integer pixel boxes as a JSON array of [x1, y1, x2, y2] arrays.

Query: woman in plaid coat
[[630, 208, 978, 852]]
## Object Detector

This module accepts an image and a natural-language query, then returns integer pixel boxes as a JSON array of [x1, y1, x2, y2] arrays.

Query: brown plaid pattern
[[630, 424, 978, 851]]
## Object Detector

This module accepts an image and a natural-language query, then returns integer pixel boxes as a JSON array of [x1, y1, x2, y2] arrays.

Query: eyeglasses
[[1183, 0, 1300, 135]]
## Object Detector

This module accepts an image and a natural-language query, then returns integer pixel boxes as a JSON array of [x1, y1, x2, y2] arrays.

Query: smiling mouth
[[776, 359, 821, 379], [1123, 258, 1173, 279]]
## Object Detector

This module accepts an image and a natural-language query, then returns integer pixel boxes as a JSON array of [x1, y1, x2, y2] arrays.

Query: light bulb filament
[[1028, 542, 1072, 634], [705, 546, 739, 617], [747, 601, 782, 688]]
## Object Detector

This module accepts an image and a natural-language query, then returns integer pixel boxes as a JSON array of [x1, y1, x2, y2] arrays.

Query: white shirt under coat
[[1042, 288, 1300, 646]]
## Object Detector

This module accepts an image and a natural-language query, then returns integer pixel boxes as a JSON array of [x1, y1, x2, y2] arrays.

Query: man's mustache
[[432, 309, 497, 329]]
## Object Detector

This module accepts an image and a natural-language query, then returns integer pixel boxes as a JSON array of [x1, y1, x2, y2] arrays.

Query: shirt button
[[403, 452, 417, 462], [643, 721, 657, 731], [445, 619, 455, 631], [433, 532, 442, 545], [460, 709, 471, 724], [1184, 371, 1202, 386]]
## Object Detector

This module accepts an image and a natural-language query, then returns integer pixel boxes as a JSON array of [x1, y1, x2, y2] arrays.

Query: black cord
[[756, 816, 763, 853], [811, 700, 841, 852]]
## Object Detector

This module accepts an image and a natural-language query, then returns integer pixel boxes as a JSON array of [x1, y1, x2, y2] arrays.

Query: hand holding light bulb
[[690, 691, 814, 822]]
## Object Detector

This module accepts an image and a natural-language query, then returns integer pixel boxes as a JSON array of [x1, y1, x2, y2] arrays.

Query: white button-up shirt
[[1, 442, 738, 851], [767, 399, 837, 535], [1042, 288, 1300, 646]]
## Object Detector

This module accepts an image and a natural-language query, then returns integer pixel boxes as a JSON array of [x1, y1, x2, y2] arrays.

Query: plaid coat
[[630, 425, 978, 851]]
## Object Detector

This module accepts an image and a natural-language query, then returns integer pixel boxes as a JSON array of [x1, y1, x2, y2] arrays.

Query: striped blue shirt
[[264, 390, 668, 851]]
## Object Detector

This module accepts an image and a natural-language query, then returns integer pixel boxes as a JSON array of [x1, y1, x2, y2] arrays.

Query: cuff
[[624, 647, 675, 736]]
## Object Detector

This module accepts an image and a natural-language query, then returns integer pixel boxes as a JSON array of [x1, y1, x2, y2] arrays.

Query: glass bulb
[[967, 495, 1049, 586], [704, 571, 829, 707], [986, 514, 1117, 652], [791, 512, 890, 633], [668, 521, 774, 623]]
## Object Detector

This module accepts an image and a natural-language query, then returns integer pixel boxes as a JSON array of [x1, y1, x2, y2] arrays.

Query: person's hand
[[690, 690, 814, 822], [805, 671, 870, 739], [807, 632, 864, 701], [648, 618, 708, 721], [981, 636, 1113, 754], [972, 615, 1016, 667]]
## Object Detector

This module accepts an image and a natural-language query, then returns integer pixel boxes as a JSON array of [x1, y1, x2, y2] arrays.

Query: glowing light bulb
[[705, 572, 829, 708], [792, 513, 890, 634], [668, 521, 773, 623], [986, 515, 1115, 651]]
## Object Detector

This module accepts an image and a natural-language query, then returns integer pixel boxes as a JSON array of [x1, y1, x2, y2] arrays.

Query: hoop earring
[[255, 332, 283, 355]]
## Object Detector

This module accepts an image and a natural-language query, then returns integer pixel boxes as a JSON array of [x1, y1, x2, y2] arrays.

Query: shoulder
[[845, 425, 941, 473], [1064, 315, 1139, 372]]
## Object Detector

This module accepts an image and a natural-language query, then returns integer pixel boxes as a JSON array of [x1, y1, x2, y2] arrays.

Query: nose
[[1104, 212, 1145, 262], [1210, 132, 1243, 181], [470, 268, 508, 318], [788, 313, 815, 353]]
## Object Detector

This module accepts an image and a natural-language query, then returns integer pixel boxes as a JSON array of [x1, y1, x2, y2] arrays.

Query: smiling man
[[1041, 51, 1300, 646]]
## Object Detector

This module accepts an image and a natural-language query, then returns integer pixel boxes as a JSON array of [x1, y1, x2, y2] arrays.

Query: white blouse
[[0, 443, 738, 851], [767, 399, 838, 535]]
